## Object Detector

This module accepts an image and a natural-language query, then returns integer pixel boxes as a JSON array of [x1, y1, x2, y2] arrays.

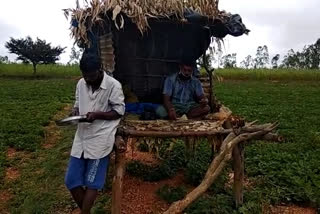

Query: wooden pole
[[224, 119, 244, 208], [111, 136, 127, 214], [232, 142, 244, 208]]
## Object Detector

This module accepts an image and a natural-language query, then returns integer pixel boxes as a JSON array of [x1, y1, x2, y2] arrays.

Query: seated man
[[156, 60, 210, 120]]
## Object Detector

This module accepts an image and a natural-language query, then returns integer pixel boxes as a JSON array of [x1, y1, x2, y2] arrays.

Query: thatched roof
[[64, 0, 228, 44]]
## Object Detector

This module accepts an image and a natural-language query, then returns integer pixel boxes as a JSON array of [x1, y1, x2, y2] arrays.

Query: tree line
[[204, 38, 320, 69], [1, 36, 319, 74]]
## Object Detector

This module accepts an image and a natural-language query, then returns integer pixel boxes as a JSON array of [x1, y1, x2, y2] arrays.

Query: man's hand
[[85, 110, 121, 122], [168, 108, 177, 120], [86, 112, 100, 122], [70, 107, 79, 116], [199, 98, 208, 107]]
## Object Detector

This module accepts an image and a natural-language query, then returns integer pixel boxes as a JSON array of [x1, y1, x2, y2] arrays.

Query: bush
[[185, 140, 230, 194], [136, 140, 149, 152], [185, 194, 236, 214], [156, 185, 187, 203], [185, 140, 212, 185]]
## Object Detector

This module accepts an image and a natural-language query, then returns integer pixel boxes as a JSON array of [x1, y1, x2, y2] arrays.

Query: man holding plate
[[64, 52, 125, 214]]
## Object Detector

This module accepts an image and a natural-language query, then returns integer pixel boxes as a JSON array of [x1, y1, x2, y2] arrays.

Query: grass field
[[215, 80, 320, 212], [0, 64, 80, 78], [0, 79, 76, 181], [208, 68, 320, 81], [0, 65, 319, 213]]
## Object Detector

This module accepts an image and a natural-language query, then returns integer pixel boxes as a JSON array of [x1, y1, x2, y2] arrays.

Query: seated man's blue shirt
[[163, 73, 204, 104]]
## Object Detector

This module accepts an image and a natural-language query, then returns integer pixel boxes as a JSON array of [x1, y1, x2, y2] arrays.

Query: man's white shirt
[[71, 72, 125, 159]]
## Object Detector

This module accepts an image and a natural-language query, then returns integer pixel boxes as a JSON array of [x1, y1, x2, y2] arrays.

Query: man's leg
[[155, 105, 168, 119], [81, 188, 98, 214], [65, 156, 86, 209], [187, 104, 210, 119], [70, 186, 85, 209], [83, 155, 110, 213]]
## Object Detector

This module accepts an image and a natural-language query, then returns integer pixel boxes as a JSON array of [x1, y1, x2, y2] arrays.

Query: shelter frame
[[111, 117, 281, 214]]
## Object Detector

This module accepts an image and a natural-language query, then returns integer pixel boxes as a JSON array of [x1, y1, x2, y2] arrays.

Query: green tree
[[5, 36, 65, 74], [197, 52, 213, 70], [281, 39, 320, 69], [68, 46, 82, 65], [303, 38, 320, 69], [240, 55, 254, 69], [221, 53, 237, 68], [271, 54, 280, 69], [281, 49, 299, 68], [0, 55, 9, 64], [254, 45, 269, 68]]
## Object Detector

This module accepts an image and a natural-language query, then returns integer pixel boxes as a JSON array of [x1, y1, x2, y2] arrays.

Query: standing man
[[156, 60, 210, 120], [65, 53, 125, 213]]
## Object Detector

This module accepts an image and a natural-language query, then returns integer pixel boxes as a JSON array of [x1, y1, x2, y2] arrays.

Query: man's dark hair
[[80, 52, 101, 73], [180, 57, 196, 67]]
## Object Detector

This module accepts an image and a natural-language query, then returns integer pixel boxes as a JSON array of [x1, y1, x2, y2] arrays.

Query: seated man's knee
[[155, 105, 168, 119], [203, 105, 210, 114]]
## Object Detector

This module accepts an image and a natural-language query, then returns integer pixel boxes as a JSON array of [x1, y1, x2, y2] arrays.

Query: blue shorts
[[65, 155, 110, 190]]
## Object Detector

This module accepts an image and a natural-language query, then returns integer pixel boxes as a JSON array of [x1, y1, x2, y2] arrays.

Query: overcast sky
[[1, 0, 320, 64]]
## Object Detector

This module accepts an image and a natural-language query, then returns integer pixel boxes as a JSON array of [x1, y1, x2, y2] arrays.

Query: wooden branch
[[220, 132, 237, 151], [118, 125, 279, 137], [241, 124, 274, 132], [245, 120, 259, 126], [261, 133, 283, 142]]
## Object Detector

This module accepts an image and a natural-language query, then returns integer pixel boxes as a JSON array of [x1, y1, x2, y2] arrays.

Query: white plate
[[56, 115, 87, 126]]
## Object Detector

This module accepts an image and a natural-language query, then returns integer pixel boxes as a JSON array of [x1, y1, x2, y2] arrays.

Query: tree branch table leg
[[232, 142, 244, 208], [112, 136, 127, 214]]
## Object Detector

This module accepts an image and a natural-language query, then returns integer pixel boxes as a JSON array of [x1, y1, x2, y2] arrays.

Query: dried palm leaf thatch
[[64, 0, 224, 44]]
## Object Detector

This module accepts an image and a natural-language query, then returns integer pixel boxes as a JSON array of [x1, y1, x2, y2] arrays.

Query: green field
[[0, 63, 80, 78], [209, 68, 320, 81], [215, 80, 320, 212], [0, 64, 319, 213]]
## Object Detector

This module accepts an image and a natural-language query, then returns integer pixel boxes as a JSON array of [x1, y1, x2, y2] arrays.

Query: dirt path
[[267, 205, 317, 214], [120, 139, 185, 214], [0, 146, 30, 213], [0, 190, 11, 214]]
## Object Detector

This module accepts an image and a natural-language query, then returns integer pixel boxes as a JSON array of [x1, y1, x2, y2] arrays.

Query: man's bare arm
[[163, 95, 177, 120], [163, 95, 174, 111], [197, 94, 208, 106], [86, 110, 122, 122]]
